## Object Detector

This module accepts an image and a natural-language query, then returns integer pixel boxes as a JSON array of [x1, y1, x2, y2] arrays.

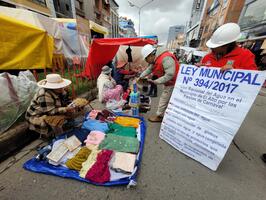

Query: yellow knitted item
[[114, 117, 140, 128], [66, 147, 91, 171], [79, 149, 101, 178]]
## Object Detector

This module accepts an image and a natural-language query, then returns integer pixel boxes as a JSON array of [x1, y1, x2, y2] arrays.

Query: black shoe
[[261, 154, 266, 163]]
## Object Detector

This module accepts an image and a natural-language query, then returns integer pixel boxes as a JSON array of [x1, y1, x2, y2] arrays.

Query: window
[[203, 24, 209, 34], [75, 0, 83, 10], [32, 0, 46, 6], [223, 0, 228, 7], [207, 0, 220, 15], [66, 4, 70, 11], [196, 0, 201, 9], [103, 0, 109, 10], [239, 0, 266, 29]]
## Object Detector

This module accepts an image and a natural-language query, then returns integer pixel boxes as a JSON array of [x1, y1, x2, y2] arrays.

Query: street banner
[[159, 64, 266, 171]]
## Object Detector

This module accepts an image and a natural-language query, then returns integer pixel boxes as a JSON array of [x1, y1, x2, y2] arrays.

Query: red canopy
[[84, 38, 156, 79]]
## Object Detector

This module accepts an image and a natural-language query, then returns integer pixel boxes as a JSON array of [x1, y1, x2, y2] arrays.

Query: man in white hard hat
[[25, 74, 76, 138], [200, 23, 257, 71], [139, 44, 180, 122]]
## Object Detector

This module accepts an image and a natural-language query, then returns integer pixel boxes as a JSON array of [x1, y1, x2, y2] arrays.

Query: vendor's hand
[[147, 79, 155, 84], [195, 62, 203, 67], [66, 106, 76, 113], [220, 64, 233, 72], [147, 74, 153, 79], [136, 77, 144, 82]]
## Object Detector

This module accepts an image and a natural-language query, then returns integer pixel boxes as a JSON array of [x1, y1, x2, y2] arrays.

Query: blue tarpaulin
[[23, 114, 146, 187]]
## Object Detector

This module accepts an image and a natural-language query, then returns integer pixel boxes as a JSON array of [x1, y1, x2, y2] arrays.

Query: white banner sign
[[160, 64, 266, 171]]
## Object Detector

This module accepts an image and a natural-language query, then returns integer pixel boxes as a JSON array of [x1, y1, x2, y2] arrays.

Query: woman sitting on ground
[[97, 65, 123, 104], [25, 74, 76, 138]]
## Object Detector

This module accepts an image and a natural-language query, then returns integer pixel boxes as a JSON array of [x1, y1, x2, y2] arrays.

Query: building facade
[[167, 33, 186, 50], [53, 0, 74, 18], [83, 0, 112, 38], [167, 25, 185, 48], [74, 0, 85, 18], [119, 17, 137, 38], [186, 0, 207, 48], [0, 0, 118, 39], [110, 0, 119, 38], [199, 0, 245, 50], [0, 0, 51, 16], [238, 0, 266, 39]]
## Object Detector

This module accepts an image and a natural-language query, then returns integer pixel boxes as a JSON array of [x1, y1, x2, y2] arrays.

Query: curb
[[0, 122, 38, 161]]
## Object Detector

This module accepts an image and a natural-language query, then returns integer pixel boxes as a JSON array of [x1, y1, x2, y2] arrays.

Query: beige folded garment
[[111, 152, 136, 173]]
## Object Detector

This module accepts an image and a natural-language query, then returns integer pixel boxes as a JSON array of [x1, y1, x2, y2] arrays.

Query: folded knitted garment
[[85, 150, 113, 183], [114, 117, 140, 128], [79, 149, 101, 178], [110, 152, 136, 173], [99, 134, 139, 153], [89, 110, 101, 120], [82, 119, 109, 133], [84, 131, 105, 146], [65, 147, 91, 171], [107, 123, 136, 138]]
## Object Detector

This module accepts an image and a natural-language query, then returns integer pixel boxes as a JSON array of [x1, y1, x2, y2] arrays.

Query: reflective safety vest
[[152, 51, 180, 86]]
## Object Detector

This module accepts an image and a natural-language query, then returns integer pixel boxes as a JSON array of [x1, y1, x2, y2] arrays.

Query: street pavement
[[0, 88, 266, 200]]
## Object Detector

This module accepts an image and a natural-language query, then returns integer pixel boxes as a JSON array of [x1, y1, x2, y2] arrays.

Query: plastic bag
[[105, 99, 126, 110], [0, 71, 38, 134]]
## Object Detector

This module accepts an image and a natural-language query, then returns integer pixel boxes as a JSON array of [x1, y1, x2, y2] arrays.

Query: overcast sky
[[116, 0, 194, 44]]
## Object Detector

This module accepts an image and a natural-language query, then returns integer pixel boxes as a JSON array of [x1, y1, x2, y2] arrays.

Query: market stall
[[83, 38, 156, 79], [24, 111, 146, 187], [0, 14, 53, 70]]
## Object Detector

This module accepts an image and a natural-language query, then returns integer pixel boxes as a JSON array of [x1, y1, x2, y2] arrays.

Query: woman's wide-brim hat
[[37, 74, 71, 89]]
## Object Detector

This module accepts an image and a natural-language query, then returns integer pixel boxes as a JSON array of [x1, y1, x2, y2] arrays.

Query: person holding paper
[[25, 74, 76, 138], [139, 44, 180, 122], [200, 23, 257, 71]]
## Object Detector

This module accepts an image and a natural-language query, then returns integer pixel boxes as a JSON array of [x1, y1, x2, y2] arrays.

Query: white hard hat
[[206, 23, 241, 48], [141, 44, 156, 59]]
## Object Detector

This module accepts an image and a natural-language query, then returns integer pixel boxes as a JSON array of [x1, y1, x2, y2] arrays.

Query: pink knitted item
[[89, 110, 101, 120], [103, 85, 123, 102], [84, 131, 105, 146], [85, 150, 113, 183]]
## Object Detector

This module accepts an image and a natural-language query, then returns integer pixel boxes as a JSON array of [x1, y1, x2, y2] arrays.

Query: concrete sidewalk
[[0, 91, 266, 200]]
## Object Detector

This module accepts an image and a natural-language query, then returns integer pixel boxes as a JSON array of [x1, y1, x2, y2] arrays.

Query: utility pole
[[128, 0, 154, 36]]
